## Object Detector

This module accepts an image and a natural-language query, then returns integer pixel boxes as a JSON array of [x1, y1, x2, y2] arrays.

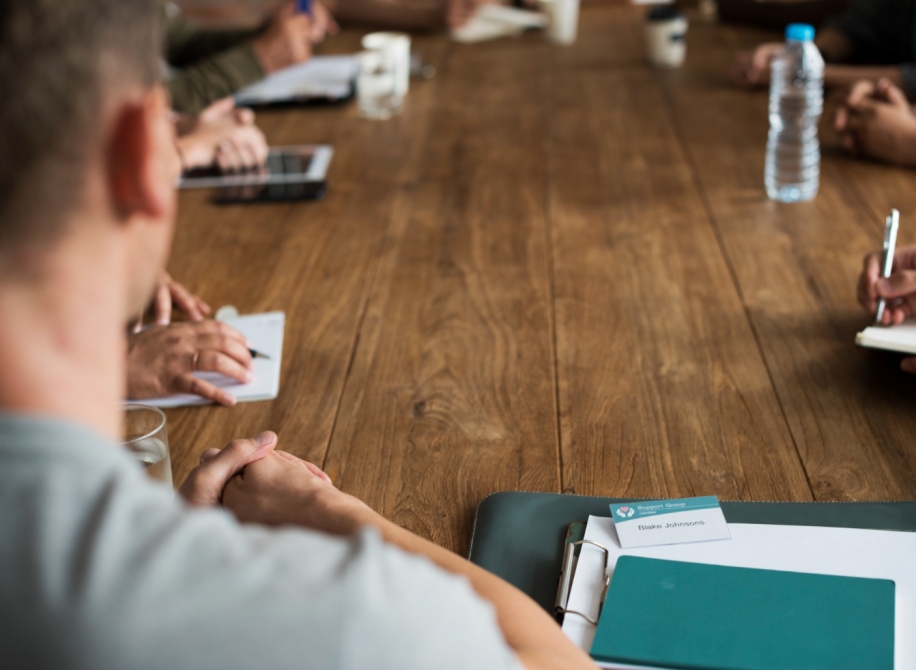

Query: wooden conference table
[[167, 6, 916, 555]]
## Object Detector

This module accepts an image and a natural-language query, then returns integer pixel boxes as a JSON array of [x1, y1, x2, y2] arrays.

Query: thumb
[[178, 431, 278, 506], [877, 270, 916, 298], [885, 83, 910, 109]]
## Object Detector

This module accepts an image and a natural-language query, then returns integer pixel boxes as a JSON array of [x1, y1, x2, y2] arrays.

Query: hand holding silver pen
[[854, 210, 916, 326]]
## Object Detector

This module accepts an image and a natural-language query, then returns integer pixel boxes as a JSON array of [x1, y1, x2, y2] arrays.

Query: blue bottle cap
[[785, 23, 815, 41]]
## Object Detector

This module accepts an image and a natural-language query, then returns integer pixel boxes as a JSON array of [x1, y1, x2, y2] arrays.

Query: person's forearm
[[166, 12, 263, 67], [361, 511, 595, 670], [167, 45, 264, 115], [825, 65, 903, 89]]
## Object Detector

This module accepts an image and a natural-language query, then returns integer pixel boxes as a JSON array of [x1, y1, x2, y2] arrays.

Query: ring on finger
[[191, 350, 200, 371]]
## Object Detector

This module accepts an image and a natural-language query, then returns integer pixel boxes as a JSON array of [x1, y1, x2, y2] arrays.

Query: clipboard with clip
[[554, 521, 611, 626]]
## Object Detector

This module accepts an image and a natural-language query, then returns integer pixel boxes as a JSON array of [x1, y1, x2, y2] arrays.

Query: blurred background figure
[[166, 0, 338, 114], [174, 0, 537, 39], [732, 0, 916, 98], [717, 0, 847, 30], [331, 0, 539, 30]]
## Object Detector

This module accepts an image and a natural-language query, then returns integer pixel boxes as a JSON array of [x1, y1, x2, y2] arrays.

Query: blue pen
[[297, 0, 311, 14]]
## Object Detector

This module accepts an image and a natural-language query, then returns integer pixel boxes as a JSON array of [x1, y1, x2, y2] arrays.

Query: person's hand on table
[[178, 432, 279, 506], [835, 78, 916, 165], [222, 448, 374, 534], [156, 271, 211, 325], [180, 430, 372, 530], [127, 320, 253, 406], [731, 42, 781, 87], [174, 98, 268, 173], [130, 272, 210, 332]]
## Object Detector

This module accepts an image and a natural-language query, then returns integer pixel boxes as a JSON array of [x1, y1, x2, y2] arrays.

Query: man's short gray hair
[[0, 0, 162, 254]]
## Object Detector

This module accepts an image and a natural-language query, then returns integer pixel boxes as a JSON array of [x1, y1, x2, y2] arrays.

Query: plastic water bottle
[[764, 23, 824, 202]]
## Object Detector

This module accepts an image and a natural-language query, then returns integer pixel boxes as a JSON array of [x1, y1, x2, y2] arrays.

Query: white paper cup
[[357, 50, 401, 120], [361, 32, 411, 99], [646, 8, 688, 68], [543, 0, 580, 45]]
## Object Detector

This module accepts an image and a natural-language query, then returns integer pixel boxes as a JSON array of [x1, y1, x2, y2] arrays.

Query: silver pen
[[875, 208, 900, 326]]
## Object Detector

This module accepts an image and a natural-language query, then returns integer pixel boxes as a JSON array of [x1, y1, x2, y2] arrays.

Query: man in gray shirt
[[0, 2, 594, 669]]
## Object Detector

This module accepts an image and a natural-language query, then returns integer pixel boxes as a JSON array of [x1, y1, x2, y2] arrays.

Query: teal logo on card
[[610, 496, 722, 523]]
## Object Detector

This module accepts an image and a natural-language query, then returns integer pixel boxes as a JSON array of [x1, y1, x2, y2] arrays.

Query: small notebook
[[591, 556, 895, 670], [234, 55, 357, 106], [138, 312, 285, 408], [856, 320, 916, 355]]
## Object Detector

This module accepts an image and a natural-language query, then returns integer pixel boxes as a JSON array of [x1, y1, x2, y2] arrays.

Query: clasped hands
[[178, 431, 377, 536], [835, 78, 916, 166]]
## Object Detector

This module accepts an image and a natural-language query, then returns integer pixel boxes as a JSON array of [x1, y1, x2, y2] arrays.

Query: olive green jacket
[[165, 12, 265, 114]]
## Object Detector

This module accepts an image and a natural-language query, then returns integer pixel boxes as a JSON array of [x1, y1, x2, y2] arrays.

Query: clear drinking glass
[[357, 50, 401, 120], [122, 404, 173, 488]]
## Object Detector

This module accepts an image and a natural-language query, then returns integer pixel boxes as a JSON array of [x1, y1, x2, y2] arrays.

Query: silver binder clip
[[555, 537, 611, 626]]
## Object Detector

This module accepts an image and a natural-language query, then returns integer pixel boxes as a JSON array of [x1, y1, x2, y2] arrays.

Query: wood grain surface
[[165, 7, 916, 555]]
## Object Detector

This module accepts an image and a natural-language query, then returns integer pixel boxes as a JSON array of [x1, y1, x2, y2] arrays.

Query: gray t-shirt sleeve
[[0, 416, 523, 670]]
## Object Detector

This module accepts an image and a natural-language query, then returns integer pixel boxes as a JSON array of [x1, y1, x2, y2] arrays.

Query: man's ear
[[107, 86, 179, 222]]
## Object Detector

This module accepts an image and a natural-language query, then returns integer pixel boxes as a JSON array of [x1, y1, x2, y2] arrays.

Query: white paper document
[[857, 319, 916, 355], [451, 5, 547, 43], [137, 312, 285, 408], [235, 55, 357, 105], [562, 516, 916, 669]]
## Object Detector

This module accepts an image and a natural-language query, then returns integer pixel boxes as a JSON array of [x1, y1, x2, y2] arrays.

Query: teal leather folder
[[591, 556, 895, 670]]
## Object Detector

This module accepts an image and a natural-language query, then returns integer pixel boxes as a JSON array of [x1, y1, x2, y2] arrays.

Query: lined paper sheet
[[136, 312, 285, 408]]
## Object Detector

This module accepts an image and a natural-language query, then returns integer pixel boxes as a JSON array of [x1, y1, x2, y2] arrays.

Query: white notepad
[[137, 312, 285, 408], [856, 319, 916, 355], [234, 55, 357, 106], [562, 516, 915, 669]]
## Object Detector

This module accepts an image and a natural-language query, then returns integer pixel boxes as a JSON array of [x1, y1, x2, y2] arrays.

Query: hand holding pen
[[296, 0, 338, 44], [856, 210, 916, 326], [250, 2, 337, 75]]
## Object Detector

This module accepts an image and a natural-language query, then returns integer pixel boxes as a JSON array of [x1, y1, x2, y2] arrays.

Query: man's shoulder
[[0, 411, 120, 463]]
